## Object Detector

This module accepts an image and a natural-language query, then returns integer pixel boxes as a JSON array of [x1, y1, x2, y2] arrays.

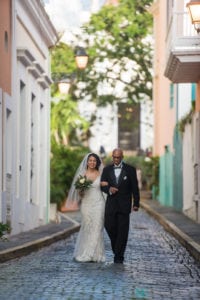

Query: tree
[[74, 0, 153, 105], [51, 96, 90, 146], [50, 43, 91, 206], [51, 42, 77, 95], [50, 0, 153, 144], [50, 42, 90, 146]]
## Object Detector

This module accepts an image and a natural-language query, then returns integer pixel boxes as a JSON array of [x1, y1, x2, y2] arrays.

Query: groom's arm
[[100, 169, 110, 194], [101, 168, 118, 195]]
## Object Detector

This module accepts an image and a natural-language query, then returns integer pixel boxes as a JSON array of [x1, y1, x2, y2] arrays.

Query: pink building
[[151, 0, 200, 222], [0, 0, 12, 94]]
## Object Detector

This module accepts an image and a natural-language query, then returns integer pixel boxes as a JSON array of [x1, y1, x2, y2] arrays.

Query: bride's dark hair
[[66, 152, 103, 207], [87, 153, 101, 170]]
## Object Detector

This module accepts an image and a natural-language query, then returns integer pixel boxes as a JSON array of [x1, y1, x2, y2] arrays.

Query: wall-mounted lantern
[[75, 47, 88, 70], [186, 0, 200, 33], [52, 47, 88, 94], [58, 77, 72, 95]]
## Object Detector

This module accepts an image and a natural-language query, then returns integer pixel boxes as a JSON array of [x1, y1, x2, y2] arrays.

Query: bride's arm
[[101, 181, 109, 186]]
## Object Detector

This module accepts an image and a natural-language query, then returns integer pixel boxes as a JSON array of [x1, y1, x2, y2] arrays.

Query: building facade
[[151, 0, 200, 222], [0, 0, 12, 231], [0, 0, 58, 234]]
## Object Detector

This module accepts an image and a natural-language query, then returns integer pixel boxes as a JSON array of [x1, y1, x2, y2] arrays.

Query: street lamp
[[56, 73, 77, 95], [75, 47, 88, 70], [55, 47, 88, 94], [58, 77, 72, 95], [186, 0, 200, 33]]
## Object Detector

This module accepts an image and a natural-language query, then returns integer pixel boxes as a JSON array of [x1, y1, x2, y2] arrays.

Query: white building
[[79, 101, 118, 154], [0, 0, 58, 235]]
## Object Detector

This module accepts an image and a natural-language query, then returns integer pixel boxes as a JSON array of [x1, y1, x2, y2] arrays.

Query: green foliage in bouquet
[[74, 175, 92, 191]]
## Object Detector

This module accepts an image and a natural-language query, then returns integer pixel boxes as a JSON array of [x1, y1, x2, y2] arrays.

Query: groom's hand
[[109, 187, 118, 194]]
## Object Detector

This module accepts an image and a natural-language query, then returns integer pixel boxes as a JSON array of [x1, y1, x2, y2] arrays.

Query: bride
[[66, 153, 106, 262]]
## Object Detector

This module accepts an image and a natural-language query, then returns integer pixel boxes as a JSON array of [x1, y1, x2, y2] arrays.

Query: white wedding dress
[[74, 176, 106, 262]]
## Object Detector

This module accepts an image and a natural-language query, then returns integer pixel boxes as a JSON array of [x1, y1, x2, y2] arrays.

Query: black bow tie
[[114, 166, 121, 169]]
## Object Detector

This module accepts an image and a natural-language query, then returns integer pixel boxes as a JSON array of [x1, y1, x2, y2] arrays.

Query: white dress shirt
[[114, 164, 122, 181]]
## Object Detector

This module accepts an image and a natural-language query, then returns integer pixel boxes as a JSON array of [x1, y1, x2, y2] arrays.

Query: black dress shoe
[[114, 259, 123, 264]]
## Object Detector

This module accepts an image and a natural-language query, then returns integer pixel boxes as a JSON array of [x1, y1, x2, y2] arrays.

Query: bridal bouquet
[[74, 175, 92, 196]]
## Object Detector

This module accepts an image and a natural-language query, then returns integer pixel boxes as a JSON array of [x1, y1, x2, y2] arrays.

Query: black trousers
[[105, 211, 130, 261]]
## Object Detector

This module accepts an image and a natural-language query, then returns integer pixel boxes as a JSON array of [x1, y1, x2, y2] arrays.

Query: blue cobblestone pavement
[[0, 208, 199, 300]]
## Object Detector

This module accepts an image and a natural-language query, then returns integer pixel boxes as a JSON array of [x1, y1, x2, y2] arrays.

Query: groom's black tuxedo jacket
[[101, 162, 140, 214]]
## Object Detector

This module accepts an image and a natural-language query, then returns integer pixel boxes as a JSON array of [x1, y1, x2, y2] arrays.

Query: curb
[[0, 224, 80, 263], [141, 201, 200, 262]]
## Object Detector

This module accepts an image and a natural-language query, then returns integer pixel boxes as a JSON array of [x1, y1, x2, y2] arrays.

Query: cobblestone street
[[0, 209, 199, 300]]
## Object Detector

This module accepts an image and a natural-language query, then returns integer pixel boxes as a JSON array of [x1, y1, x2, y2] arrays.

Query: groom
[[101, 148, 140, 264]]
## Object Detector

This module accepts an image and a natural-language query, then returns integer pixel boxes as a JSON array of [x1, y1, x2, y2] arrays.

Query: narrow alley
[[0, 209, 199, 300]]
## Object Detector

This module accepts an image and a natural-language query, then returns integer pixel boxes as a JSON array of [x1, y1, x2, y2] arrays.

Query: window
[[30, 93, 36, 203], [4, 31, 8, 52]]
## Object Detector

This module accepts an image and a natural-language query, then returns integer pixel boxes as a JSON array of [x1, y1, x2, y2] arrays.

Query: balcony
[[164, 12, 200, 83]]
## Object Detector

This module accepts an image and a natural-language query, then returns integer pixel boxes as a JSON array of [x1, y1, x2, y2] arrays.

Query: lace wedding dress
[[74, 176, 106, 262]]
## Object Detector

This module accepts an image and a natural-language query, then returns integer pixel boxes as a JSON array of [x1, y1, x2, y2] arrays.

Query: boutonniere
[[123, 176, 127, 180]]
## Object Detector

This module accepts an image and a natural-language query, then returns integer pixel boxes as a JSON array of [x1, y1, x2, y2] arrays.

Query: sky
[[44, 0, 106, 43]]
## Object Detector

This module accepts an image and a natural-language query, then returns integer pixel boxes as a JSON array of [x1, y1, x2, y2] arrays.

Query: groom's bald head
[[112, 148, 123, 164]]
